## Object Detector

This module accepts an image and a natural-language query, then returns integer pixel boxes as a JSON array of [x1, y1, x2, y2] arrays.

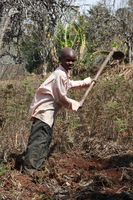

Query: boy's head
[[59, 47, 76, 71]]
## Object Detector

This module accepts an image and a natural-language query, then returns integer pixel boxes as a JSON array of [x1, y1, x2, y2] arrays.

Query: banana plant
[[53, 19, 87, 74]]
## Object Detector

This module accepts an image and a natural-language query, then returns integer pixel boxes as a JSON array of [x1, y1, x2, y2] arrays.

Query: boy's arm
[[53, 75, 96, 111], [53, 74, 81, 111], [68, 77, 93, 89]]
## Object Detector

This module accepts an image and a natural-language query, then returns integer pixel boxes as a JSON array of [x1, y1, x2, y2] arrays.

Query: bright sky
[[74, 0, 127, 12]]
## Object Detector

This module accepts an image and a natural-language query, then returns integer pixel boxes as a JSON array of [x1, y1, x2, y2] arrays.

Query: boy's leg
[[23, 118, 52, 171]]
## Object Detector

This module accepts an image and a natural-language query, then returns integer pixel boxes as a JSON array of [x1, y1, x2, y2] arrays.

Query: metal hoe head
[[112, 51, 124, 60]]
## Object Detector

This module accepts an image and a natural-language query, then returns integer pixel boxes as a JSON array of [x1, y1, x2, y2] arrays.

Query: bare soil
[[1, 146, 133, 200]]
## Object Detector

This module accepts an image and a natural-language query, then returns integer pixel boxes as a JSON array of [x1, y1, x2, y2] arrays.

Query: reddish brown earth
[[1, 148, 133, 200]]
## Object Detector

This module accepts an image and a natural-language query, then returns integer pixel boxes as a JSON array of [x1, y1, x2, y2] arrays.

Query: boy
[[23, 47, 95, 174]]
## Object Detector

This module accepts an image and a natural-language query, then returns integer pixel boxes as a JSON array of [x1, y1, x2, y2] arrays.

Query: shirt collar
[[59, 65, 70, 77]]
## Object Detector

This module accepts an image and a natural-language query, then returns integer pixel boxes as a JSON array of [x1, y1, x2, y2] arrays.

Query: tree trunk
[[41, 62, 47, 78], [0, 9, 14, 50], [129, 41, 132, 63]]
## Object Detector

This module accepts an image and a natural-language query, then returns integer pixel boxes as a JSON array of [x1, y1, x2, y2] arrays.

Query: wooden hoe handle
[[80, 48, 116, 103]]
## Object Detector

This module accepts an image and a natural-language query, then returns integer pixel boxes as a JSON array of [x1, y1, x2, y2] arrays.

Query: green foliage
[[55, 20, 87, 61], [0, 163, 7, 176], [11, 190, 18, 196], [57, 115, 82, 145], [21, 38, 41, 73], [114, 117, 127, 133], [33, 193, 44, 199]]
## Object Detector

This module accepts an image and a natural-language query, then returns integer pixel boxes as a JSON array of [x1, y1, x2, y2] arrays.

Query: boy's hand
[[91, 79, 96, 85], [79, 100, 84, 108]]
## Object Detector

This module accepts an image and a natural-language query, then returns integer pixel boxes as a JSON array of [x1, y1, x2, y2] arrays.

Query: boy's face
[[60, 51, 76, 71]]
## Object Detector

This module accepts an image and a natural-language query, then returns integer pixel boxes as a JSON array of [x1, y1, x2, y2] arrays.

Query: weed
[[46, 198, 53, 200], [114, 117, 127, 133], [0, 163, 7, 176], [33, 193, 44, 199], [11, 190, 18, 196]]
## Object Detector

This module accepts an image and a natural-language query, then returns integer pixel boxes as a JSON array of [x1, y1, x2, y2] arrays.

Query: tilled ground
[[1, 148, 133, 200]]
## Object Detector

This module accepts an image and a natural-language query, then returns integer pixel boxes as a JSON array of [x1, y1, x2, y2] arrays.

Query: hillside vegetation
[[0, 64, 133, 200]]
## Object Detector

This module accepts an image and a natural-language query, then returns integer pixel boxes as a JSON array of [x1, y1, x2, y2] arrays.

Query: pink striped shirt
[[29, 65, 92, 127]]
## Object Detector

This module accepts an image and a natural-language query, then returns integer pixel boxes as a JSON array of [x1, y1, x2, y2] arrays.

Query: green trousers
[[23, 118, 53, 170]]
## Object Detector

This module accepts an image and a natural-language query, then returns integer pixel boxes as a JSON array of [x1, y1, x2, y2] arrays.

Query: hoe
[[80, 48, 124, 104]]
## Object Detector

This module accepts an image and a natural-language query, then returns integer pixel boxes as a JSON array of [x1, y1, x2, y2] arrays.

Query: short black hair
[[59, 47, 75, 58]]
